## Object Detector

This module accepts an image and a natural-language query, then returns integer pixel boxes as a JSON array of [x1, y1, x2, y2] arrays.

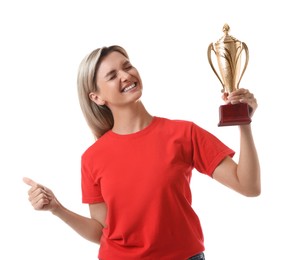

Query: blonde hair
[[77, 45, 129, 139]]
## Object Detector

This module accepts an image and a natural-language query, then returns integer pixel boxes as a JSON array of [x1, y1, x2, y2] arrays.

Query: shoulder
[[152, 117, 206, 142], [155, 116, 195, 128], [155, 116, 200, 134], [81, 131, 112, 160], [155, 117, 218, 141]]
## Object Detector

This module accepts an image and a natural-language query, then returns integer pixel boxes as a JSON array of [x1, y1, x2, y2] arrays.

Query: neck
[[111, 101, 153, 135]]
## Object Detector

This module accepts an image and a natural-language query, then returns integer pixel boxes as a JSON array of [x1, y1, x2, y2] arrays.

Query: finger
[[222, 92, 229, 101], [240, 92, 255, 103], [28, 185, 51, 208], [32, 196, 50, 210], [228, 88, 248, 98], [235, 88, 248, 94], [23, 177, 38, 188], [27, 185, 47, 198], [228, 89, 252, 104]]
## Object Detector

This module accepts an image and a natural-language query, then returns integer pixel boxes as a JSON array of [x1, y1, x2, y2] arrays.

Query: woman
[[23, 45, 261, 260]]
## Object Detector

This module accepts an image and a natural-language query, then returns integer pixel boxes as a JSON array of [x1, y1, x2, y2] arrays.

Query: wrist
[[51, 199, 63, 215]]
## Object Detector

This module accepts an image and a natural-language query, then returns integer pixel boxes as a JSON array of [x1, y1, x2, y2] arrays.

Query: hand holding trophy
[[208, 24, 251, 126]]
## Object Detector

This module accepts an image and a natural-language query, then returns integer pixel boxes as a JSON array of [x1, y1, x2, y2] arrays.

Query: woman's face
[[90, 51, 143, 110]]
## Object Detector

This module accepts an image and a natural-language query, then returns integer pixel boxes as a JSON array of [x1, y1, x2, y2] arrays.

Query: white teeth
[[123, 83, 136, 92]]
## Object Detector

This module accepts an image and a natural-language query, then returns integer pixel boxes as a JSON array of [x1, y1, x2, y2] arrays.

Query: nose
[[118, 70, 131, 81]]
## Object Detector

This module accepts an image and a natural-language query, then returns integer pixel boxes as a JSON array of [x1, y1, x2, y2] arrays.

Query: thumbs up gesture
[[23, 177, 60, 212]]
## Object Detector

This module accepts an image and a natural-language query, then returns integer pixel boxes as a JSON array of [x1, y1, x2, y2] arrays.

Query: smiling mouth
[[121, 83, 137, 93]]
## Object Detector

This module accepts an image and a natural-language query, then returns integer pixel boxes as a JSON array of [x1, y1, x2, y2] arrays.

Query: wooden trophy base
[[218, 103, 252, 126]]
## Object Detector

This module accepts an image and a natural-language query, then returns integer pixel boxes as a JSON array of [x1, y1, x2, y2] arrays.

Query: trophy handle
[[207, 43, 225, 92], [236, 42, 249, 88]]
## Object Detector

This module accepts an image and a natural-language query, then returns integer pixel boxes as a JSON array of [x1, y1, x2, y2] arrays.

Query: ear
[[89, 92, 106, 106]]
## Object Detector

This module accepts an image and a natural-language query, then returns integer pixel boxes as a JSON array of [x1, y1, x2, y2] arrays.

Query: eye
[[123, 61, 133, 71], [125, 65, 133, 70], [108, 73, 117, 80]]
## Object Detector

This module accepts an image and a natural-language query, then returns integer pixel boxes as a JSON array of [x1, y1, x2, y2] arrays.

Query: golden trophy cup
[[208, 24, 251, 126]]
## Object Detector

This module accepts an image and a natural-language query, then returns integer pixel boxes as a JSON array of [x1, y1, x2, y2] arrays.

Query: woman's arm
[[23, 177, 105, 244], [212, 88, 261, 197]]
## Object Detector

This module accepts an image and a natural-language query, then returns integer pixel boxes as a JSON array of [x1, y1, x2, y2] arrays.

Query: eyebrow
[[104, 60, 131, 79]]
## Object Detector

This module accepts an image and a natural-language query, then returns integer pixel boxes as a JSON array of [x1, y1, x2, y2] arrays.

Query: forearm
[[237, 124, 261, 196], [51, 203, 103, 244]]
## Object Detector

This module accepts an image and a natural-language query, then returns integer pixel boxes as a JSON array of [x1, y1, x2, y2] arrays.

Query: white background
[[1, 0, 283, 259]]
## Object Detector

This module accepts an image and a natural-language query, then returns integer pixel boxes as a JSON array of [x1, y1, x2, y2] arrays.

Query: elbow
[[86, 231, 103, 244], [242, 186, 261, 197]]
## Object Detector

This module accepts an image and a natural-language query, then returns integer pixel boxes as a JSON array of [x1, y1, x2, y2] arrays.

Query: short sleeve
[[191, 123, 235, 176], [81, 154, 104, 204]]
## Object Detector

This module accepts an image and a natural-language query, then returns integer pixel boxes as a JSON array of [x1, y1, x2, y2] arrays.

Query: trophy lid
[[216, 24, 240, 44]]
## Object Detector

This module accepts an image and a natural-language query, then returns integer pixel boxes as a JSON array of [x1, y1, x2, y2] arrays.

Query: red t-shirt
[[81, 117, 235, 260]]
